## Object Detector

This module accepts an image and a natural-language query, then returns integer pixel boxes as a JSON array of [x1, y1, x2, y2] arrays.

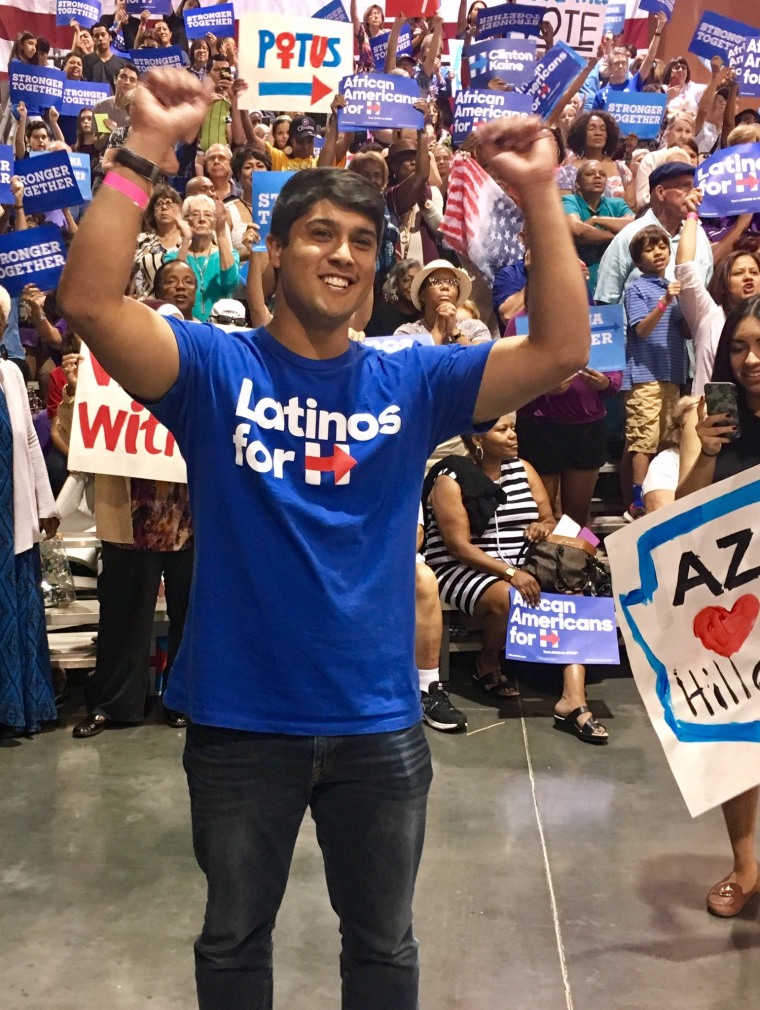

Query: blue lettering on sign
[[0, 224, 67, 297], [258, 29, 341, 69]]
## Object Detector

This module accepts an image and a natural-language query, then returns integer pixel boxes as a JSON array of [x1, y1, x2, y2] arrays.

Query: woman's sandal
[[553, 706, 609, 745], [473, 670, 521, 698]]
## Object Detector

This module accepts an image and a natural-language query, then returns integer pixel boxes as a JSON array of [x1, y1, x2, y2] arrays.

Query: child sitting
[[622, 224, 688, 520]]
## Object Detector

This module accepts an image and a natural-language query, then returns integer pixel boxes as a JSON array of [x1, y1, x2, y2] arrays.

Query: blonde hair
[[664, 395, 700, 447], [457, 299, 480, 320], [727, 123, 760, 146]]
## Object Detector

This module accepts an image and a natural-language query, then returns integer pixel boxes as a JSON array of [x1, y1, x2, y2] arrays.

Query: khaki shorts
[[624, 381, 680, 455]]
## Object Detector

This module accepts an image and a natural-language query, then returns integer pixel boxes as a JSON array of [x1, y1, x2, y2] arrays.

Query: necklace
[[189, 251, 211, 317]]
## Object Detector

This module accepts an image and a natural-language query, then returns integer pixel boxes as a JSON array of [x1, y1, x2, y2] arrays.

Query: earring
[[475, 445, 484, 462]]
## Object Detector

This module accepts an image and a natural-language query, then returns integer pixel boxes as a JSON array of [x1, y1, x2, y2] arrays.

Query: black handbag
[[519, 534, 611, 596]]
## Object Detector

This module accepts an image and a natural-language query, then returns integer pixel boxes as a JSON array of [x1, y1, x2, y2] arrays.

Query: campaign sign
[[368, 28, 413, 68], [452, 89, 532, 145], [606, 464, 760, 817], [338, 73, 423, 131], [125, 0, 171, 13], [476, 3, 544, 41], [68, 152, 92, 202], [603, 2, 626, 36], [695, 143, 760, 218], [238, 13, 354, 114], [736, 36, 760, 98], [519, 0, 608, 56], [506, 589, 619, 665], [129, 47, 185, 73], [464, 38, 536, 89], [448, 37, 464, 97], [688, 12, 756, 64], [605, 92, 667, 140], [14, 151, 81, 214], [385, 0, 439, 18], [251, 170, 295, 251], [184, 4, 236, 40], [0, 225, 66, 298], [364, 332, 435, 353], [8, 62, 65, 110], [0, 145, 13, 204], [68, 344, 187, 483], [59, 80, 111, 117], [515, 304, 625, 372], [56, 0, 101, 28], [518, 40, 585, 118], [313, 0, 349, 21], [637, 0, 674, 21]]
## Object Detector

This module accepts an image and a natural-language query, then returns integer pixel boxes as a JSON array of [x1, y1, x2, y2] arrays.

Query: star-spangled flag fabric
[[439, 154, 524, 284]]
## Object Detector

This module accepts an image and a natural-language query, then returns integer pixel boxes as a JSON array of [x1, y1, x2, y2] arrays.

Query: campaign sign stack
[[338, 73, 423, 131], [464, 38, 536, 89], [476, 2, 543, 40], [0, 225, 67, 298], [184, 4, 236, 40], [452, 90, 532, 145]]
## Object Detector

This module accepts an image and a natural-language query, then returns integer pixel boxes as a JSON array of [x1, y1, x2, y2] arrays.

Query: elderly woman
[[0, 285, 59, 736], [164, 193, 239, 322], [351, 1, 385, 71], [395, 259, 491, 345], [423, 414, 609, 741], [366, 259, 422, 336], [135, 184, 184, 297]]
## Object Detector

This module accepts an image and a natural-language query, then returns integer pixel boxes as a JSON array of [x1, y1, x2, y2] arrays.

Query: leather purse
[[519, 534, 610, 596]]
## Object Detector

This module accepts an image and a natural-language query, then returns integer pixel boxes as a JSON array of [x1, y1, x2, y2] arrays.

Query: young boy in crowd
[[622, 224, 687, 520]]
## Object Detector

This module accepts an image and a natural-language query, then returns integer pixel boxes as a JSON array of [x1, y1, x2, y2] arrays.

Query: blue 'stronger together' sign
[[368, 27, 413, 66], [338, 73, 423, 131], [184, 4, 236, 40], [688, 12, 756, 63], [14, 150, 82, 214], [313, 0, 350, 21], [8, 62, 65, 109], [59, 81, 111, 117], [252, 171, 295, 252], [452, 89, 532, 145], [0, 225, 67, 298], [56, 0, 101, 28], [476, 2, 544, 40], [696, 143, 760, 218], [605, 93, 667, 140], [506, 590, 619, 665], [464, 38, 536, 89], [129, 46, 185, 73]]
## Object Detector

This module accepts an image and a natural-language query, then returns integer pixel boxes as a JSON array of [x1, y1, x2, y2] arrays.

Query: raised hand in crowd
[[20, 283, 46, 319], [127, 69, 213, 173], [475, 116, 559, 199], [665, 280, 681, 304], [539, 20, 555, 51], [61, 352, 83, 396], [10, 177, 26, 230]]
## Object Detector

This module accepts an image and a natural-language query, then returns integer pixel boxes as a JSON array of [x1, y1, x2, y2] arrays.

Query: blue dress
[[0, 384, 57, 734]]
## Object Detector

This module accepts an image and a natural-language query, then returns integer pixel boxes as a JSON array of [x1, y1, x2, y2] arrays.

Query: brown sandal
[[473, 670, 520, 698]]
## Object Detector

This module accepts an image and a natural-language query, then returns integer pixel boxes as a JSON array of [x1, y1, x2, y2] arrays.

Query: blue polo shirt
[[622, 273, 688, 389]]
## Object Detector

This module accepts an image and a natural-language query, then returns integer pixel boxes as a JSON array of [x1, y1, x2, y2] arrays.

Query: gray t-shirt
[[394, 317, 492, 343]]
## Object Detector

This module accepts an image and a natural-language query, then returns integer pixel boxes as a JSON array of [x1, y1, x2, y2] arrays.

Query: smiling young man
[[58, 69, 589, 1010]]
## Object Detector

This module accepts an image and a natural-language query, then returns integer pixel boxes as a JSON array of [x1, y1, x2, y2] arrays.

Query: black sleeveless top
[[713, 404, 760, 484]]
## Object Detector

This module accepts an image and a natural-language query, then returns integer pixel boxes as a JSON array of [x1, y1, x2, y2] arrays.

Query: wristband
[[686, 211, 699, 221], [657, 298, 668, 311], [111, 146, 164, 185], [102, 171, 150, 210], [700, 446, 721, 458]]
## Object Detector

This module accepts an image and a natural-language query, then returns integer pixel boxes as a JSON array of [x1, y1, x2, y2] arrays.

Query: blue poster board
[[184, 4, 236, 40], [506, 589, 619, 665], [59, 81, 111, 117], [368, 27, 413, 67], [0, 145, 14, 204], [736, 37, 760, 98], [515, 304, 625, 373], [251, 171, 295, 251], [476, 3, 544, 41], [129, 47, 185, 73], [518, 41, 585, 119], [14, 150, 82, 213], [125, 0, 171, 13], [603, 3, 626, 35], [338, 73, 423, 131], [56, 0, 101, 28], [68, 152, 92, 202], [605, 93, 667, 140], [313, 0, 350, 22], [452, 89, 533, 145], [696, 143, 760, 217], [0, 225, 67, 297], [688, 12, 756, 64], [637, 0, 674, 21], [464, 38, 536, 89], [8, 62, 65, 110]]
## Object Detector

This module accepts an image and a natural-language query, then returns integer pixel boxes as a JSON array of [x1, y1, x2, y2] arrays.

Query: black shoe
[[164, 708, 188, 728], [421, 683, 467, 732], [72, 713, 108, 739]]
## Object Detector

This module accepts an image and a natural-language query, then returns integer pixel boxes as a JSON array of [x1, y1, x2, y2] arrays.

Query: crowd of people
[[2, 3, 760, 1003]]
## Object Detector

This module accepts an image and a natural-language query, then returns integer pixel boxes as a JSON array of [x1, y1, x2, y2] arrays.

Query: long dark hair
[[707, 251, 760, 314], [10, 31, 38, 65], [710, 297, 760, 412]]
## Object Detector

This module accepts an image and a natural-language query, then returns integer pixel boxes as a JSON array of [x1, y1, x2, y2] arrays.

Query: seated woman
[[394, 259, 491, 345], [642, 395, 698, 513], [164, 194, 239, 322], [423, 414, 609, 743]]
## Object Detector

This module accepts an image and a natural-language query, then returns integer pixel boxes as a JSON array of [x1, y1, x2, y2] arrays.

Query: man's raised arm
[[471, 118, 590, 422], [57, 70, 212, 402]]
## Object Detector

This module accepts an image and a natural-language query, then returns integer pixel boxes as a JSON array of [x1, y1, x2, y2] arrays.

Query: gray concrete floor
[[2, 656, 760, 1010]]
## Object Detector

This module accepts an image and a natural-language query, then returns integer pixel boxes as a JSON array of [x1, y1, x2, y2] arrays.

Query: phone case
[[704, 383, 741, 439]]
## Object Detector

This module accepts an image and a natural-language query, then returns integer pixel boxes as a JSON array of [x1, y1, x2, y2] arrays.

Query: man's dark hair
[[270, 169, 385, 246], [26, 120, 49, 139], [36, 37, 51, 55], [629, 225, 670, 267], [232, 145, 271, 177]]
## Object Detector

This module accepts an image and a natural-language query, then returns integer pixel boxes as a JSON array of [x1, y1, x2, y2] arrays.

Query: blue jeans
[[183, 721, 433, 1010]]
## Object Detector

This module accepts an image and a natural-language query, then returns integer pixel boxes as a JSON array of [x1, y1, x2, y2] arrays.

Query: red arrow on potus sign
[[311, 76, 333, 106]]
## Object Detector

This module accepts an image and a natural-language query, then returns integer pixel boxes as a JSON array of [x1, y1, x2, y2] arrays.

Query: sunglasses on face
[[424, 276, 460, 289]]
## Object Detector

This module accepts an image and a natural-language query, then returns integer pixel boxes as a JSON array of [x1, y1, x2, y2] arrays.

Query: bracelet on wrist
[[657, 298, 668, 311], [700, 446, 720, 458], [686, 211, 699, 221]]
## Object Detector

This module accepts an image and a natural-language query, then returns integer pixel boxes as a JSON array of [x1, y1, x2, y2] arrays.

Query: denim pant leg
[[183, 724, 313, 1010], [310, 722, 433, 1010]]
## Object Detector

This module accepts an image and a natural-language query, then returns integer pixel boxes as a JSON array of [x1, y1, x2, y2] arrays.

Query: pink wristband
[[686, 211, 699, 221], [657, 299, 668, 311], [102, 171, 150, 210]]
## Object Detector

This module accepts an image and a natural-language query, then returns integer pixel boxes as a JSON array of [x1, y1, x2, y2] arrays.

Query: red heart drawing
[[693, 595, 760, 658]]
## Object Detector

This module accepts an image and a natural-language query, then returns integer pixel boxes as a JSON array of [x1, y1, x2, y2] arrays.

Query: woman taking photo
[[423, 414, 609, 742], [677, 295, 760, 915]]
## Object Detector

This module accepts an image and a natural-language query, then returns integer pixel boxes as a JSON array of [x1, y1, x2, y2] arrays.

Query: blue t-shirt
[[593, 72, 644, 110], [150, 320, 493, 734], [622, 274, 688, 389]]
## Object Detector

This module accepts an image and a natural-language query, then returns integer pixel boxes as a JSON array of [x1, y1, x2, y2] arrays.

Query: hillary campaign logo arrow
[[304, 443, 357, 485], [540, 631, 560, 647]]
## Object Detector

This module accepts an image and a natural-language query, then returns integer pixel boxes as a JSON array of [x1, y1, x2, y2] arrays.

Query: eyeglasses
[[424, 276, 460, 289], [154, 198, 176, 209]]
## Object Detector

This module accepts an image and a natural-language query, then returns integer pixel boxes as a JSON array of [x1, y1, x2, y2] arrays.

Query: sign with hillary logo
[[476, 3, 544, 41], [607, 464, 760, 817], [518, 40, 585, 118], [337, 73, 423, 131], [688, 12, 756, 64], [464, 38, 536, 88], [452, 89, 532, 145], [238, 12, 354, 113], [696, 143, 760, 218], [232, 380, 401, 486], [505, 590, 619, 665]]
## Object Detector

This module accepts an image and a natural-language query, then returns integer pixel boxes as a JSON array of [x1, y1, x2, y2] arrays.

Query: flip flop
[[473, 670, 520, 698], [553, 705, 608, 745]]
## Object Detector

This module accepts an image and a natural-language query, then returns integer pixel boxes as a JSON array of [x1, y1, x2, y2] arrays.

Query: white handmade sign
[[606, 464, 760, 817], [521, 0, 610, 55], [68, 344, 187, 483]]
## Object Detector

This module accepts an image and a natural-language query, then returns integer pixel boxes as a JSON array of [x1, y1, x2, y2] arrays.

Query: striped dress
[[424, 457, 539, 616]]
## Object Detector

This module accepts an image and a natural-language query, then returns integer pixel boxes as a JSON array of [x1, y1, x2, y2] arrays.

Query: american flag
[[0, 0, 76, 73], [439, 153, 524, 284]]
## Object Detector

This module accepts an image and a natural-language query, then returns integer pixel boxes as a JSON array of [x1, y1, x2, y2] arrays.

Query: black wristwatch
[[112, 147, 163, 186]]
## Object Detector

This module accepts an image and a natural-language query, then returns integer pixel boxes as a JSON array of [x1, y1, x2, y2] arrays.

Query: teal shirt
[[165, 247, 240, 322], [562, 193, 633, 296]]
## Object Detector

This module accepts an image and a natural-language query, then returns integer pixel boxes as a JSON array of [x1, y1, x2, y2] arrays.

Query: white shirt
[[642, 447, 680, 497], [674, 259, 726, 396]]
